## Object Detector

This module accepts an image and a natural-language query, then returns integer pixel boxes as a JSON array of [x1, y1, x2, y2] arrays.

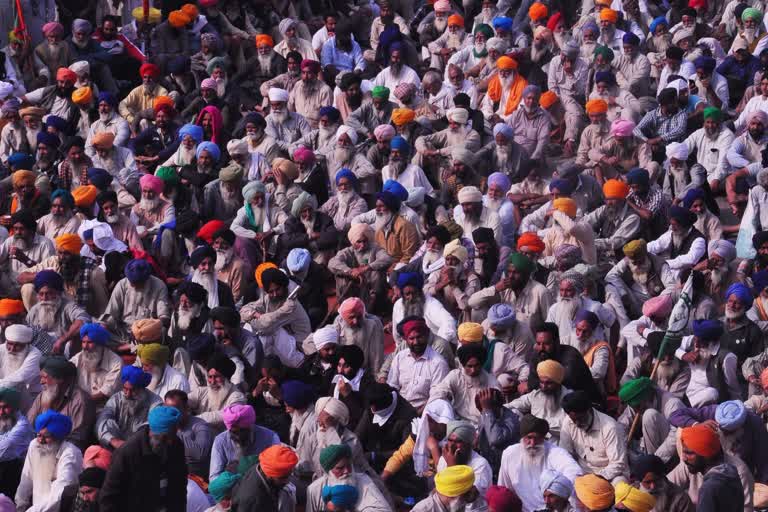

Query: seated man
[[188, 353, 247, 432], [629, 454, 693, 512], [129, 174, 176, 249], [209, 404, 279, 480], [26, 271, 90, 354], [0, 324, 42, 400], [70, 323, 121, 408], [647, 206, 706, 280], [37, 190, 81, 240], [137, 343, 190, 398], [565, 311, 616, 397], [164, 390, 214, 479], [319, 298, 385, 375], [0, 387, 34, 497], [188, 245, 236, 310], [546, 271, 615, 342], [210, 307, 263, 387], [0, 210, 55, 298], [391, 272, 457, 354], [509, 361, 571, 441]]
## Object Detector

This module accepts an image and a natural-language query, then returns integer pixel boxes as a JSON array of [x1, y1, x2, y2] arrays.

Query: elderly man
[[209, 404, 279, 480], [391, 272, 457, 351], [0, 325, 42, 403], [187, 245, 235, 310], [683, 108, 734, 192], [0, 387, 34, 497], [202, 163, 242, 225], [129, 174, 175, 250], [188, 353, 246, 431], [288, 59, 332, 129], [370, 191, 420, 266], [85, 92, 130, 155], [210, 307, 263, 387], [25, 271, 90, 354], [324, 126, 377, 196], [647, 206, 706, 279], [95, 366, 161, 450], [0, 210, 55, 297], [96, 191, 141, 250], [22, 68, 78, 124], [540, 198, 596, 265], [279, 192, 338, 264], [452, 186, 502, 245], [137, 343, 190, 398], [71, 323, 121, 406], [347, 87, 395, 142], [265, 87, 311, 153], [118, 62, 168, 126], [289, 106, 341, 156], [15, 411, 82, 512], [629, 454, 693, 512], [319, 170, 368, 233], [481, 56, 528, 124], [274, 18, 315, 59], [415, 108, 481, 175], [37, 190, 81, 240], [546, 271, 615, 342], [476, 124, 529, 180], [581, 179, 641, 269], [547, 42, 588, 156]]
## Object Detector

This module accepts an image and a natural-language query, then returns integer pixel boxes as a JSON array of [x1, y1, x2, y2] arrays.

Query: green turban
[[155, 166, 179, 185], [743, 7, 762, 22], [371, 85, 390, 100], [0, 387, 20, 409], [209, 471, 241, 502], [619, 377, 654, 407], [474, 23, 494, 39], [319, 444, 352, 472], [206, 56, 229, 75], [593, 45, 615, 62], [507, 252, 534, 277], [446, 420, 476, 443], [703, 106, 721, 121]]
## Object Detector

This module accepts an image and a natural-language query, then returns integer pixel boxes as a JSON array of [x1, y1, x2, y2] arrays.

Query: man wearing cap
[[71, 323, 122, 406], [287, 59, 332, 129], [95, 366, 161, 450], [231, 444, 299, 510], [210, 404, 279, 480], [15, 411, 82, 512], [188, 353, 246, 431], [265, 87, 311, 153], [0, 324, 42, 403]]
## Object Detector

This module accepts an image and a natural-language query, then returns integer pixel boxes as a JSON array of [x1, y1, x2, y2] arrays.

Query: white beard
[[139, 197, 159, 211], [334, 146, 353, 164], [446, 32, 464, 48], [474, 42, 486, 54], [215, 248, 234, 271], [147, 366, 164, 392], [219, 182, 241, 211], [0, 415, 16, 433], [485, 197, 503, 211], [81, 346, 103, 372], [327, 472, 355, 486], [318, 125, 336, 147], [2, 346, 28, 375], [257, 54, 272, 70], [105, 214, 119, 224], [301, 215, 315, 234], [500, 74, 513, 89], [13, 237, 28, 251], [558, 297, 581, 320], [725, 307, 745, 320], [271, 109, 289, 123], [446, 127, 467, 147], [32, 443, 60, 487], [177, 303, 202, 331], [495, 145, 510, 168], [99, 112, 111, 122], [317, 426, 342, 449], [206, 381, 233, 411], [374, 211, 393, 231], [36, 300, 60, 332], [629, 259, 651, 285], [193, 271, 218, 306], [744, 28, 757, 43], [179, 145, 196, 165], [40, 383, 60, 409], [656, 358, 681, 384], [521, 444, 547, 473], [50, 212, 69, 228], [710, 265, 725, 288], [434, 16, 448, 33], [215, 78, 227, 97], [337, 190, 353, 209]]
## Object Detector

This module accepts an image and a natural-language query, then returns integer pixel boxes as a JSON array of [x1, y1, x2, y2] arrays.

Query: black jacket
[[231, 465, 287, 511], [527, 345, 603, 402], [355, 395, 417, 468], [276, 212, 338, 261]]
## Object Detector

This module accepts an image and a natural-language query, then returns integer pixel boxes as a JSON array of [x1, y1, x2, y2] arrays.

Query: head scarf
[[680, 424, 721, 456], [34, 411, 72, 439], [574, 475, 615, 510]]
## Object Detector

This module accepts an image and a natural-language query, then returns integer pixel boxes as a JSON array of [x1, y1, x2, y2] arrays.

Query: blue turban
[[148, 406, 181, 433], [488, 303, 516, 329], [50, 189, 74, 208], [388, 41, 404, 55], [754, 270, 768, 293], [549, 178, 574, 195], [286, 248, 311, 273], [397, 271, 424, 290], [649, 16, 668, 33], [694, 56, 717, 73], [377, 190, 401, 212], [45, 115, 67, 132], [715, 400, 747, 431], [692, 319, 724, 341], [622, 32, 640, 45], [79, 323, 110, 345], [626, 167, 649, 187], [34, 410, 73, 440], [574, 309, 600, 328], [582, 20, 599, 33], [196, 141, 221, 162], [492, 16, 513, 31], [36, 131, 59, 147], [87, 167, 113, 189], [8, 152, 34, 170], [124, 259, 152, 284], [34, 270, 63, 292], [725, 283, 754, 308], [121, 365, 152, 388], [383, 179, 408, 202], [179, 124, 204, 144], [186, 333, 216, 362], [335, 168, 357, 185], [319, 106, 340, 123], [322, 485, 359, 508], [281, 380, 315, 409], [669, 205, 696, 227], [594, 71, 616, 85], [97, 91, 117, 107], [390, 135, 410, 153], [682, 188, 705, 209], [493, 123, 514, 139]]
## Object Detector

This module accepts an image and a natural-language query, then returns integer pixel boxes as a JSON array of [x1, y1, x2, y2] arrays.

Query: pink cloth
[[139, 174, 164, 194], [642, 294, 673, 318], [201, 78, 217, 90], [293, 146, 316, 164], [611, 119, 635, 137], [222, 404, 256, 430], [339, 297, 365, 321], [195, 105, 224, 144]]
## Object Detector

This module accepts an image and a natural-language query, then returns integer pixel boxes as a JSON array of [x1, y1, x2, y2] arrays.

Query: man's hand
[[52, 337, 67, 354], [682, 350, 699, 364], [110, 439, 125, 450], [337, 379, 352, 398], [252, 377, 269, 397], [495, 276, 512, 292], [477, 388, 494, 412], [442, 441, 462, 466], [636, 325, 646, 336], [699, 419, 719, 432]]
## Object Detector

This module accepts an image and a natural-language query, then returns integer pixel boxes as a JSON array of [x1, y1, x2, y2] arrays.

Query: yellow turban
[[92, 132, 115, 149], [540, 90, 558, 108], [391, 108, 415, 126], [132, 6, 162, 23], [55, 234, 83, 255], [585, 99, 608, 114], [552, 197, 577, 217], [434, 465, 475, 497], [575, 475, 615, 511], [599, 8, 619, 22], [168, 10, 192, 28], [71, 86, 93, 106], [132, 319, 164, 343], [443, 239, 468, 264], [72, 185, 98, 207], [457, 322, 484, 343], [137, 342, 170, 366], [622, 239, 647, 258], [614, 482, 655, 512], [11, 170, 36, 188], [537, 360, 565, 384]]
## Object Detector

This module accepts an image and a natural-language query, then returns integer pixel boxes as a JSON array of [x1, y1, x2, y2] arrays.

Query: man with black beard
[[0, 386, 34, 497], [647, 206, 706, 281], [210, 307, 263, 388], [96, 191, 142, 251], [0, 324, 41, 403], [33, 131, 62, 182], [95, 366, 161, 450], [347, 85, 396, 142], [37, 190, 81, 240], [21, 67, 77, 125], [629, 455, 693, 512], [189, 245, 236, 311], [71, 323, 122, 408], [335, 72, 364, 122]]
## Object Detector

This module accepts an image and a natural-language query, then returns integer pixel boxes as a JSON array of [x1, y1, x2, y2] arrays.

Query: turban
[[286, 248, 311, 273], [708, 239, 736, 261], [209, 472, 241, 502], [649, 16, 668, 33], [87, 168, 112, 190], [314, 396, 349, 426], [642, 294, 673, 318], [154, 96, 175, 113], [726, 283, 753, 308], [377, 191, 401, 212], [611, 119, 635, 137], [139, 63, 161, 81], [72, 87, 92, 105], [496, 56, 518, 71], [537, 360, 565, 384], [168, 10, 192, 28], [593, 45, 614, 61], [281, 380, 315, 409], [448, 14, 464, 26], [242, 181, 266, 203], [623, 32, 640, 45], [255, 34, 274, 48], [523, 85, 542, 100], [715, 400, 747, 431], [301, 59, 321, 74], [34, 270, 63, 292], [339, 297, 365, 322], [260, 268, 288, 291], [538, 91, 558, 109], [444, 239, 468, 264], [751, 110, 768, 126], [222, 404, 256, 430], [313, 325, 339, 351], [692, 319, 724, 340], [96, 91, 117, 109], [11, 170, 35, 188], [546, 11, 563, 30], [0, 97, 18, 114], [630, 454, 665, 482], [209, 307, 241, 328], [391, 108, 415, 126], [34, 411, 72, 440], [594, 71, 616, 86], [179, 124, 204, 143], [401, 318, 428, 339], [4, 325, 31, 345], [200, 78, 217, 90], [600, 8, 619, 22], [574, 475, 615, 510], [148, 406, 181, 434], [517, 232, 545, 253], [79, 323, 109, 346], [291, 191, 318, 217], [562, 390, 592, 414], [393, 82, 416, 101], [457, 322, 483, 343], [319, 444, 352, 472], [397, 271, 424, 290], [132, 318, 163, 343], [703, 106, 721, 121], [614, 482, 655, 512], [585, 99, 608, 114], [743, 7, 762, 21], [669, 205, 696, 227], [55, 233, 83, 255], [335, 168, 357, 187], [492, 16, 513, 31], [154, 167, 179, 186], [121, 365, 152, 388], [205, 351, 235, 380], [40, 356, 76, 379], [486, 486, 523, 511], [268, 87, 289, 102], [190, 245, 216, 269], [435, 465, 475, 497], [322, 485, 359, 508], [279, 18, 298, 34], [682, 188, 705, 209], [457, 186, 483, 204], [555, 244, 581, 267], [371, 85, 390, 100], [335, 125, 358, 145], [91, 132, 115, 150], [447, 108, 469, 124], [680, 424, 721, 456], [137, 343, 169, 366], [506, 252, 534, 277], [666, 141, 689, 161], [446, 420, 475, 443], [520, 414, 549, 436], [623, 239, 647, 258], [293, 146, 316, 166], [627, 168, 649, 187], [493, 123, 514, 140], [132, 6, 162, 23], [72, 18, 92, 33], [226, 139, 248, 157], [603, 179, 629, 199], [529, 2, 548, 20], [19, 108, 45, 120], [754, 270, 768, 293], [541, 469, 573, 498], [259, 445, 298, 478], [390, 134, 411, 154], [549, 178, 574, 195], [552, 198, 577, 217], [197, 141, 221, 162], [619, 377, 654, 407], [488, 303, 515, 329], [694, 56, 716, 74], [347, 223, 373, 245], [42, 21, 64, 36], [181, 3, 199, 17], [139, 174, 164, 195], [374, 124, 395, 140], [488, 172, 511, 193], [83, 445, 112, 471], [38, 132, 60, 150], [197, 220, 226, 244], [0, 299, 24, 317]]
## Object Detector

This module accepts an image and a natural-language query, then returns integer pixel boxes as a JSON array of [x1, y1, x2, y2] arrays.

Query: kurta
[[99, 276, 172, 339], [559, 409, 628, 481], [188, 383, 247, 431], [70, 347, 123, 399], [288, 80, 333, 129], [305, 473, 392, 512], [15, 440, 82, 512], [95, 390, 162, 446], [509, 387, 571, 441], [429, 368, 499, 424]]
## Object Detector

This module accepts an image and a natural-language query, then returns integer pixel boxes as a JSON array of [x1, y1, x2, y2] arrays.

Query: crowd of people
[[0, 0, 767, 510]]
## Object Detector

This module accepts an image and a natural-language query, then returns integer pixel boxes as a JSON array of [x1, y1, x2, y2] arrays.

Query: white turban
[[457, 186, 483, 203], [540, 469, 573, 499], [313, 325, 338, 350], [708, 239, 736, 262], [314, 396, 349, 426], [407, 187, 425, 208], [278, 18, 297, 35], [226, 139, 248, 156], [447, 108, 469, 124], [335, 125, 358, 145], [4, 324, 32, 344], [268, 87, 289, 102], [666, 142, 689, 161], [486, 37, 507, 53], [68, 61, 90, 76], [0, 82, 12, 99], [666, 78, 688, 93]]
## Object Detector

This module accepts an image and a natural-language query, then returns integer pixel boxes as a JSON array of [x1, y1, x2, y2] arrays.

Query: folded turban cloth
[[549, 178, 574, 195], [457, 322, 483, 343], [11, 169, 35, 188], [153, 167, 179, 188], [147, 406, 181, 434], [287, 248, 311, 273], [537, 360, 564, 384], [546, 11, 563, 30], [492, 16, 513, 31], [443, 239, 469, 264], [574, 475, 615, 510], [493, 124, 514, 141], [371, 85, 390, 101], [91, 132, 115, 150], [226, 139, 248, 157], [692, 319, 724, 340], [42, 21, 64, 36], [96, 91, 117, 108], [222, 404, 256, 430], [614, 482, 655, 512], [346, 223, 373, 247], [390, 135, 410, 153], [0, 299, 24, 318], [34, 270, 63, 292], [708, 239, 736, 261], [138, 343, 169, 367], [87, 168, 112, 190], [574, 309, 599, 330], [715, 400, 748, 431], [540, 469, 573, 498], [291, 191, 318, 217], [585, 99, 608, 114], [506, 252, 534, 277], [300, 59, 321, 74], [391, 108, 415, 126], [622, 239, 647, 259], [313, 325, 339, 350], [203, 351, 234, 380], [200, 78, 217, 90], [179, 124, 204, 143], [259, 445, 298, 478], [750, 110, 768, 126], [55, 67, 77, 83], [40, 356, 76, 379], [610, 119, 635, 137], [132, 318, 164, 344], [255, 34, 274, 48], [623, 32, 640, 45], [335, 125, 358, 145], [55, 233, 82, 255], [197, 141, 221, 162], [488, 172, 511, 193], [641, 294, 673, 319], [121, 365, 152, 388], [242, 181, 266, 204], [649, 16, 668, 33], [672, 27, 694, 45], [168, 10, 192, 28], [79, 323, 109, 346], [0, 96, 18, 114], [4, 325, 31, 344], [196, 220, 225, 245], [315, 396, 349, 426], [268, 87, 290, 103], [485, 486, 523, 512], [374, 124, 395, 141], [333, 169, 357, 188], [682, 188, 705, 209], [322, 485, 359, 508], [726, 283, 753, 308], [435, 465, 475, 497], [132, 6, 162, 23], [582, 20, 599, 35], [627, 168, 650, 187], [34, 410, 72, 439], [485, 304, 515, 331], [447, 13, 464, 27], [669, 205, 696, 227], [523, 84, 542, 98], [537, 90, 558, 109], [754, 270, 768, 294], [519, 414, 549, 438], [619, 376, 654, 407], [393, 81, 416, 100], [83, 445, 111, 470], [397, 271, 424, 290], [139, 174, 164, 195], [447, 108, 469, 124], [457, 186, 483, 204], [694, 56, 716, 74], [517, 232, 545, 253], [260, 268, 288, 292], [181, 3, 199, 18], [681, 424, 721, 456], [593, 45, 614, 61], [529, 2, 548, 20], [291, 147, 316, 167], [71, 86, 92, 105], [209, 472, 241, 502], [377, 190, 401, 212], [281, 380, 315, 409], [496, 56, 518, 71], [401, 318, 428, 339], [72, 18, 92, 33], [124, 258, 152, 284], [339, 298, 365, 323], [190, 245, 216, 269], [701, 106, 722, 122], [319, 444, 352, 472], [603, 179, 629, 199], [665, 141, 689, 161], [743, 6, 762, 20], [552, 197, 577, 217], [35, 131, 58, 150], [594, 71, 616, 86], [555, 245, 581, 268]]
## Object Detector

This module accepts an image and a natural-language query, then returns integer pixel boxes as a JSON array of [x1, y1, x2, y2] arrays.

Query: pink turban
[[139, 174, 165, 194], [293, 147, 316, 165], [42, 22, 64, 37], [642, 294, 674, 318], [611, 119, 635, 137], [750, 110, 768, 126], [373, 124, 395, 140], [201, 78, 217, 90], [339, 297, 365, 321], [222, 404, 256, 430]]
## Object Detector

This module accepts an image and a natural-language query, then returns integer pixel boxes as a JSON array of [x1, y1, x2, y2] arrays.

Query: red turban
[[197, 220, 226, 244], [681, 424, 721, 457], [402, 318, 428, 338], [517, 232, 545, 253], [140, 62, 161, 79], [546, 12, 563, 31], [486, 485, 523, 511], [56, 68, 77, 83], [300, 59, 321, 73]]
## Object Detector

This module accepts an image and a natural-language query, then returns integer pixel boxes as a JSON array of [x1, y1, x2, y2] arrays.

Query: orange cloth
[[168, 10, 192, 28], [153, 96, 174, 112], [83, 445, 112, 470], [259, 445, 299, 478], [585, 99, 608, 114], [11, 170, 35, 188], [72, 87, 93, 106], [55, 234, 83, 255], [391, 108, 416, 126], [680, 424, 721, 457], [552, 197, 577, 217], [761, 367, 768, 389], [255, 34, 274, 47], [72, 185, 98, 207], [56, 68, 76, 83], [181, 3, 198, 17], [603, 179, 630, 199], [255, 262, 278, 288], [92, 132, 115, 149], [448, 14, 464, 26], [600, 8, 619, 22], [539, 90, 558, 108], [529, 2, 549, 20], [517, 232, 545, 253], [584, 341, 618, 395], [574, 475, 615, 510], [487, 71, 528, 117], [0, 299, 24, 317], [496, 56, 518, 70]]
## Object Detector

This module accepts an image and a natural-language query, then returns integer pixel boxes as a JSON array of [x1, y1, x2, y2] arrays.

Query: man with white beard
[[565, 312, 615, 397], [84, 92, 129, 156], [415, 108, 481, 174], [498, 414, 582, 512], [682, 108, 734, 193], [720, 284, 764, 373], [95, 366, 161, 450], [118, 63, 169, 126], [323, 125, 376, 196], [584, 179, 642, 269], [209, 404, 280, 480], [0, 387, 34, 496], [169, 283, 211, 353], [319, 169, 369, 233], [36, 189, 81, 240], [452, 186, 501, 246], [202, 164, 242, 226], [475, 124, 529, 181], [697, 239, 738, 311], [137, 342, 190, 398], [188, 353, 246, 432], [428, 13, 466, 71], [95, 191, 142, 250], [129, 174, 176, 247], [305, 444, 392, 512], [446, 24, 494, 81], [209, 228, 247, 304], [189, 245, 236, 312], [545, 271, 615, 343], [15, 411, 82, 512], [25, 270, 90, 352], [0, 325, 41, 403], [622, 331, 691, 401], [265, 87, 311, 153], [227, 137, 269, 185], [382, 136, 434, 196], [0, 210, 55, 298], [89, 132, 135, 178], [289, 106, 342, 156], [70, 323, 121, 408], [240, 34, 285, 103]]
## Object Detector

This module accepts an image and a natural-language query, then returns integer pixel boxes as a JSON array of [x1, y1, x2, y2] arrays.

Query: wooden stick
[[626, 356, 663, 446]]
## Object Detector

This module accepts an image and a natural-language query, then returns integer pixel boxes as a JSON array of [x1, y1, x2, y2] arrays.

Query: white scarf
[[332, 368, 365, 398], [412, 399, 455, 476], [372, 392, 399, 426]]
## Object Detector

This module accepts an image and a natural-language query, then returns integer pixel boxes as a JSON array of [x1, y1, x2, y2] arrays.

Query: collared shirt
[[209, 425, 280, 480], [633, 106, 688, 143], [320, 36, 365, 72], [387, 346, 449, 409], [559, 409, 628, 480]]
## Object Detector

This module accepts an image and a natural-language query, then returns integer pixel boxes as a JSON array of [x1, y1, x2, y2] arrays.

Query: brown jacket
[[374, 215, 420, 265], [27, 379, 96, 450]]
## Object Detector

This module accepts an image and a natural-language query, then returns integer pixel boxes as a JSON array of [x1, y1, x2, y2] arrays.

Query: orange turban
[[680, 424, 721, 457], [603, 179, 630, 199], [553, 197, 577, 217], [517, 232, 545, 253], [92, 132, 115, 149], [153, 96, 174, 112], [72, 185, 98, 207], [168, 10, 192, 28], [83, 445, 112, 470], [540, 91, 558, 108], [529, 2, 549, 20], [600, 8, 619, 22], [56, 67, 77, 83], [574, 475, 615, 511], [255, 34, 274, 47], [0, 299, 24, 317], [497, 56, 518, 70], [448, 14, 464, 26], [255, 262, 278, 288], [181, 3, 199, 17], [72, 86, 93, 106], [585, 99, 608, 114], [259, 445, 299, 478], [761, 367, 768, 389], [391, 108, 416, 126], [55, 234, 83, 255], [11, 170, 36, 188]]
